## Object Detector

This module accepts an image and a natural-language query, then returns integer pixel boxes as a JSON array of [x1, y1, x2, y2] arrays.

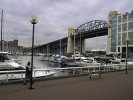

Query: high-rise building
[[13, 40, 18, 47], [107, 10, 133, 58]]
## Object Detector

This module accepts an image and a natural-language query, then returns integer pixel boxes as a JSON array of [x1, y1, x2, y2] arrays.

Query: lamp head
[[30, 16, 38, 24]]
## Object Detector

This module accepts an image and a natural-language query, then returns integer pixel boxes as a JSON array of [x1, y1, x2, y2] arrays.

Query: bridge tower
[[67, 28, 74, 54], [67, 28, 85, 54]]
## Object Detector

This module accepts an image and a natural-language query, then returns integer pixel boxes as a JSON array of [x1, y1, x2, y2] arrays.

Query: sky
[[0, 0, 132, 50]]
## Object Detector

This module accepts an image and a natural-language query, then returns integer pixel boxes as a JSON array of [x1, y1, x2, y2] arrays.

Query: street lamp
[[125, 37, 129, 74], [29, 16, 38, 89]]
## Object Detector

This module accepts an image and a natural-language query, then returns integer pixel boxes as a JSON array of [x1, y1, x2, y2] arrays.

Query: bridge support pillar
[[67, 28, 74, 54], [75, 39, 85, 54], [67, 28, 85, 54], [82, 39, 85, 54]]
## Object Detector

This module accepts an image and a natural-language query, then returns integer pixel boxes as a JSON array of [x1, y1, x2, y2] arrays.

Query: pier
[[0, 70, 133, 100]]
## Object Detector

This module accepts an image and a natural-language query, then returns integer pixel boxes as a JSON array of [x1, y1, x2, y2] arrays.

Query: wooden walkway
[[0, 70, 133, 100]]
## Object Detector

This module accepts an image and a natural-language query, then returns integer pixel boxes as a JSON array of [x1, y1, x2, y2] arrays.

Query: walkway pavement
[[0, 70, 133, 100]]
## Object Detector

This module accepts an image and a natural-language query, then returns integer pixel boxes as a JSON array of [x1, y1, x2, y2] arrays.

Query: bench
[[89, 71, 101, 79]]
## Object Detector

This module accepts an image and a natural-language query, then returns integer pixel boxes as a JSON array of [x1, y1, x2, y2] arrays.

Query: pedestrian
[[23, 61, 31, 85]]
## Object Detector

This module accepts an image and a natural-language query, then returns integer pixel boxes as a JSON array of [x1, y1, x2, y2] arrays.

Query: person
[[23, 61, 31, 85]]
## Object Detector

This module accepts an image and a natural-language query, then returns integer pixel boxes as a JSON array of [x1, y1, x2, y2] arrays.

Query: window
[[118, 16, 121, 23], [118, 25, 121, 32], [128, 22, 133, 31], [122, 33, 126, 45], [111, 46, 116, 52], [128, 32, 133, 45], [122, 47, 126, 53], [122, 23, 127, 32], [118, 33, 121, 45], [129, 13, 133, 21], [118, 47, 120, 52], [123, 15, 127, 22]]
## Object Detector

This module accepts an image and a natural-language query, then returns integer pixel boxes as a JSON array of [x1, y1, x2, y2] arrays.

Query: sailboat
[[0, 10, 24, 70]]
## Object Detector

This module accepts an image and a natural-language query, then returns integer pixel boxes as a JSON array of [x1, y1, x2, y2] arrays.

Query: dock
[[0, 70, 133, 100]]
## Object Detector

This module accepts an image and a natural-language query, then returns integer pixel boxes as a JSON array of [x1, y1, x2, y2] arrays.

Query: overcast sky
[[0, 0, 132, 50]]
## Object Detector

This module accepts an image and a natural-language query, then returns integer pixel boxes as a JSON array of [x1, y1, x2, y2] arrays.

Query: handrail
[[0, 64, 133, 83]]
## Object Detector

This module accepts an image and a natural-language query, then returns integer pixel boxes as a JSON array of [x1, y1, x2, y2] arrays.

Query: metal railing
[[0, 64, 133, 83]]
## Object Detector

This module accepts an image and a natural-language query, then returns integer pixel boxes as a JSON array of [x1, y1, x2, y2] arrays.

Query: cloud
[[0, 0, 132, 49]]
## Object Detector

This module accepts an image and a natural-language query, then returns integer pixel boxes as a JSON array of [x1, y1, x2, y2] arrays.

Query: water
[[16, 56, 60, 69], [0, 56, 61, 81]]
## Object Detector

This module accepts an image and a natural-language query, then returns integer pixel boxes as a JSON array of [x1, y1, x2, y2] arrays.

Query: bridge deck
[[0, 70, 133, 100]]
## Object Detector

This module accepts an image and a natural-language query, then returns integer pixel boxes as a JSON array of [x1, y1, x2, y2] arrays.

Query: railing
[[0, 64, 133, 84]]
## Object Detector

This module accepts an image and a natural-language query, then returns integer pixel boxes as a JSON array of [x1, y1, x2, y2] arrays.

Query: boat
[[61, 57, 78, 67], [48, 54, 58, 63], [0, 68, 56, 80], [75, 57, 101, 67], [0, 52, 24, 70], [40, 54, 52, 61]]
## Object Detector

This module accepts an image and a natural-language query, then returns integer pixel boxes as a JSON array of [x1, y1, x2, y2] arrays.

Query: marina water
[[15, 56, 61, 69]]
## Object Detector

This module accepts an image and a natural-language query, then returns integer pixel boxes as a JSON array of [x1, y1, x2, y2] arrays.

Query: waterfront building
[[0, 39, 30, 53], [107, 10, 133, 58]]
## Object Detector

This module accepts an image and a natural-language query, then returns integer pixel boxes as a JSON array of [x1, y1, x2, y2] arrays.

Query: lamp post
[[125, 37, 129, 74], [29, 16, 38, 89]]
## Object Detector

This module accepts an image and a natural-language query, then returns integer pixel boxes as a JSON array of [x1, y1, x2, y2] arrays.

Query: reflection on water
[[16, 56, 60, 69]]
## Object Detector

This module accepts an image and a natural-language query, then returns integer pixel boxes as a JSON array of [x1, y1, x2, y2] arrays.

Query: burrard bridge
[[34, 20, 108, 54]]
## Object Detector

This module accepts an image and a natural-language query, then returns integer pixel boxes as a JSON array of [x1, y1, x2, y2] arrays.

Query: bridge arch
[[75, 20, 108, 33]]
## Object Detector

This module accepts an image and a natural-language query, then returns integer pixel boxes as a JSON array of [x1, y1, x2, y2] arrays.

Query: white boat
[[48, 54, 57, 62], [0, 68, 56, 80], [56, 55, 68, 63], [48, 54, 68, 63], [0, 52, 24, 70], [71, 52, 100, 67], [75, 58, 101, 67], [40, 54, 52, 61], [71, 52, 93, 62]]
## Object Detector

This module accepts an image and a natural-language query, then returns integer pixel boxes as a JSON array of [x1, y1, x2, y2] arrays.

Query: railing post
[[88, 67, 90, 73], [34, 70, 36, 79], [104, 65, 106, 71], [59, 69, 61, 77], [65, 69, 67, 76], [80, 68, 82, 74], [6, 72, 8, 82], [94, 66, 96, 72], [73, 68, 75, 75], [21, 71, 23, 80]]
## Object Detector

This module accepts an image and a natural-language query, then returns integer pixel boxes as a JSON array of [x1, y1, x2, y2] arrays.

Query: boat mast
[[1, 10, 3, 51], [60, 38, 61, 55]]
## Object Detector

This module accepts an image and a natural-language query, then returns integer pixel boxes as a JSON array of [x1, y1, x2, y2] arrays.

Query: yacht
[[40, 54, 52, 61], [71, 52, 101, 67], [71, 52, 89, 62], [75, 57, 101, 67], [0, 52, 24, 70]]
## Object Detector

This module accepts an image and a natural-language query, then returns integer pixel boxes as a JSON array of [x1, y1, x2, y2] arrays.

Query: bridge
[[34, 20, 108, 54]]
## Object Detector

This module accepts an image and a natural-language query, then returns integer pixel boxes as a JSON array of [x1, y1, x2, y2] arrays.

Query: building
[[107, 10, 133, 58], [0, 39, 25, 53]]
